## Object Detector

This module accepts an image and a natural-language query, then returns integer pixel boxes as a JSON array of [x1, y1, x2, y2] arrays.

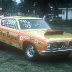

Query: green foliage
[[2, 0, 17, 15], [0, 0, 2, 7], [2, 0, 72, 16]]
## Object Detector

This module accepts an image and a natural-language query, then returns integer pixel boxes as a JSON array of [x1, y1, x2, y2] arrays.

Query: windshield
[[19, 19, 51, 29]]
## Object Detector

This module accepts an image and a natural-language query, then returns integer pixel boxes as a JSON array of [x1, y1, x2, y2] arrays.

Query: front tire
[[24, 43, 38, 61]]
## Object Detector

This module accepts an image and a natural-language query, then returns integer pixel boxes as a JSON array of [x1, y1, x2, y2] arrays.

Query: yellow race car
[[0, 16, 72, 60]]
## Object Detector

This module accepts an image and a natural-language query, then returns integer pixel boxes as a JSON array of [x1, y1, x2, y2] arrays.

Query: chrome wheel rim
[[26, 44, 35, 58]]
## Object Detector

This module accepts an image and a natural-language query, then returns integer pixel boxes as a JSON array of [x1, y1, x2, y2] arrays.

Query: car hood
[[20, 29, 72, 39], [20, 29, 46, 39]]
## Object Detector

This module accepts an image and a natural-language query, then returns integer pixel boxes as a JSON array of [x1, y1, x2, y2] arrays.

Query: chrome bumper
[[40, 48, 72, 55]]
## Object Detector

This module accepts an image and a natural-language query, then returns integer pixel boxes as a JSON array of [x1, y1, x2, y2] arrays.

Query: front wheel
[[24, 43, 38, 61]]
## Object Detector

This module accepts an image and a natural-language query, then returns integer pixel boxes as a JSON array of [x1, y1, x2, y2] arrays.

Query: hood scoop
[[44, 30, 63, 35]]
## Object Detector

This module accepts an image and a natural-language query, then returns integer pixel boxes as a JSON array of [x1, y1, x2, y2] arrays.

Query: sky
[[15, 0, 21, 4]]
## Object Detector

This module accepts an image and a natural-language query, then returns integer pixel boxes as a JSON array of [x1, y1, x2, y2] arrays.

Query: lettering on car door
[[1, 18, 20, 48]]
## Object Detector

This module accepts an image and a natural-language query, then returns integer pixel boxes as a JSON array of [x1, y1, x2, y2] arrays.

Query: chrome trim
[[41, 49, 72, 53]]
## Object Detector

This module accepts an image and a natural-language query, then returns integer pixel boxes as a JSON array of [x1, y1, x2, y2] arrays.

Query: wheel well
[[23, 41, 36, 51], [23, 41, 29, 47]]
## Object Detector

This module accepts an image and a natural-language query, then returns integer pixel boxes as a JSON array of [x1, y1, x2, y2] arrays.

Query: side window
[[1, 19, 18, 29], [1, 19, 7, 26], [19, 20, 31, 29]]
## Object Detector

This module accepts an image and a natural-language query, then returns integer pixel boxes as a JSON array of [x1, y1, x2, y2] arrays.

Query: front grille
[[51, 42, 65, 48], [46, 41, 72, 52]]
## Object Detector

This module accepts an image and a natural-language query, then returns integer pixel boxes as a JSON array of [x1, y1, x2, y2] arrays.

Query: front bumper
[[40, 48, 72, 56]]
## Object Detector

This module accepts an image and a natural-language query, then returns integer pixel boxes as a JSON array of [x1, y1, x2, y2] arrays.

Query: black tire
[[24, 43, 38, 61]]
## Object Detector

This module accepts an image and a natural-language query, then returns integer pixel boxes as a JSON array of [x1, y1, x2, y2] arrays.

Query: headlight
[[46, 43, 55, 51], [47, 43, 52, 48], [69, 41, 72, 47], [46, 43, 52, 51]]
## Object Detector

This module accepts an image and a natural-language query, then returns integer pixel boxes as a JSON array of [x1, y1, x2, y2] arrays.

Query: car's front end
[[41, 38, 72, 55], [18, 17, 72, 60], [36, 29, 72, 55], [20, 28, 72, 56]]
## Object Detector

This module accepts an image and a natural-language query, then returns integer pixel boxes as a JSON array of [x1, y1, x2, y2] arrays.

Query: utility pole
[[66, 3, 68, 24], [66, 7, 68, 21]]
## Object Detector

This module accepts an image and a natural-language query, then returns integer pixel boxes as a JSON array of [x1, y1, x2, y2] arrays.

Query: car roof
[[3, 16, 42, 19]]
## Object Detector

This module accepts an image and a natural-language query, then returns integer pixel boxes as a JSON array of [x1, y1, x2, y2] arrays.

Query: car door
[[0, 18, 20, 48]]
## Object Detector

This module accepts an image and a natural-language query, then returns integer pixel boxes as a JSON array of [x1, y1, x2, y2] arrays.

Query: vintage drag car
[[0, 16, 72, 60]]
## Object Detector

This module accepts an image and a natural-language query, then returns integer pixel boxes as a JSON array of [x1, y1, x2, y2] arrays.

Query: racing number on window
[[1, 19, 18, 29]]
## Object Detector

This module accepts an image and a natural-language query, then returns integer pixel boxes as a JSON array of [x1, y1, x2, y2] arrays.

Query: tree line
[[2, 0, 72, 17]]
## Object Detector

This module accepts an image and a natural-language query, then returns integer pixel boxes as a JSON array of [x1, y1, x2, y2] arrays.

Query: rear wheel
[[24, 43, 38, 61]]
